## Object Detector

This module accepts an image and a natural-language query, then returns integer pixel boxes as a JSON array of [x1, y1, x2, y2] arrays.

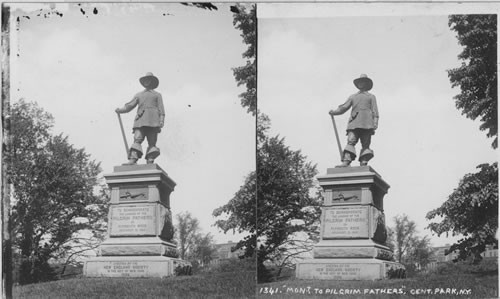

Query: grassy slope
[[13, 271, 498, 298], [258, 273, 498, 299], [14, 271, 256, 299]]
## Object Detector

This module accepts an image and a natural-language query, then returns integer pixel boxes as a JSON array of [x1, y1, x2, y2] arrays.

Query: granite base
[[84, 256, 190, 278], [296, 258, 405, 280]]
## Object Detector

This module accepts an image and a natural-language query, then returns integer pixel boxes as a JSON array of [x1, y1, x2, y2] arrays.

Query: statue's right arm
[[329, 97, 352, 115], [116, 97, 139, 114]]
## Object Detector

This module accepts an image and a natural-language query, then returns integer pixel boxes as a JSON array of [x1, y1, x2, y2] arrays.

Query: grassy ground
[[258, 272, 498, 299], [13, 270, 256, 299], [14, 271, 497, 299], [13, 262, 498, 299]]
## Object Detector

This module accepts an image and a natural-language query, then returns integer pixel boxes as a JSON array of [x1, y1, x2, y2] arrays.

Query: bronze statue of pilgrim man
[[329, 74, 379, 167], [116, 72, 165, 165]]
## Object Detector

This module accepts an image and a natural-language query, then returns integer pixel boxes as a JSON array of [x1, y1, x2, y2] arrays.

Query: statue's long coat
[[119, 89, 165, 129], [336, 91, 379, 131]]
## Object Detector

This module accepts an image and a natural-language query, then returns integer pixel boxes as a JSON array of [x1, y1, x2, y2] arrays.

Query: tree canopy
[[426, 163, 498, 263], [389, 214, 434, 275], [447, 14, 497, 148], [427, 14, 499, 264], [175, 211, 200, 260], [175, 211, 217, 268], [231, 4, 256, 115], [214, 114, 320, 282], [8, 100, 107, 284], [217, 6, 320, 281]]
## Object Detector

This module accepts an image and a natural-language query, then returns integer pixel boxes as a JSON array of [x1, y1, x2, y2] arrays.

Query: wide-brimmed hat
[[139, 72, 159, 89], [353, 74, 373, 91]]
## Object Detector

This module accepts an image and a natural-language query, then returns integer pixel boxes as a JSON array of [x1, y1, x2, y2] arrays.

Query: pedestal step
[[100, 237, 178, 257], [314, 246, 393, 260]]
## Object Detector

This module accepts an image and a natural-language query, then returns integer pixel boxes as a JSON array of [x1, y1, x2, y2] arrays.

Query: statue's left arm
[[372, 95, 379, 130], [158, 93, 165, 128]]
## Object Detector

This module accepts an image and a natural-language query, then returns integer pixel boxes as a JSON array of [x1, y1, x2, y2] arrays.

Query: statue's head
[[353, 74, 373, 91], [140, 72, 159, 90]]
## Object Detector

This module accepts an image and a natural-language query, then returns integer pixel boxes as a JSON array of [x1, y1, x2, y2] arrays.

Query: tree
[[7, 99, 107, 284], [447, 15, 497, 148], [231, 4, 256, 115], [390, 215, 435, 274], [426, 163, 498, 263], [213, 171, 257, 259], [215, 2, 320, 282], [407, 236, 434, 271], [175, 212, 217, 268], [214, 115, 321, 282], [392, 214, 417, 264], [189, 233, 217, 267], [180, 3, 218, 11], [175, 211, 200, 260]]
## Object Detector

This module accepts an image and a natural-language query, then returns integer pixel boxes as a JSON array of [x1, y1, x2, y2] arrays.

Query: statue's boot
[[359, 148, 374, 166], [336, 160, 351, 167], [145, 146, 160, 164], [123, 158, 138, 165], [123, 146, 142, 165], [336, 150, 354, 168]]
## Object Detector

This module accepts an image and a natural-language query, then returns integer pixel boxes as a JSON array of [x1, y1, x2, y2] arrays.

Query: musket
[[330, 114, 343, 161], [116, 112, 129, 159]]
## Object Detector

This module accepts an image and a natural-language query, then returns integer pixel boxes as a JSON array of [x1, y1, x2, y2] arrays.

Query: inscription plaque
[[315, 264, 362, 279], [86, 259, 173, 277], [323, 206, 368, 239], [110, 205, 156, 236], [103, 261, 151, 277], [298, 261, 385, 280]]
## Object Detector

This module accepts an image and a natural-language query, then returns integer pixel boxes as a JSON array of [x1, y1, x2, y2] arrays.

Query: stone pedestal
[[296, 166, 405, 280], [84, 164, 191, 278]]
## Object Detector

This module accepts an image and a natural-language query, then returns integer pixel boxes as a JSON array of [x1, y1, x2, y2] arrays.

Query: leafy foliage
[[213, 171, 257, 259], [214, 116, 321, 282], [8, 99, 107, 284], [175, 211, 217, 268], [435, 259, 498, 276], [211, 4, 258, 261], [175, 211, 200, 260], [447, 15, 497, 148], [180, 3, 218, 11], [426, 163, 498, 263], [392, 214, 418, 263], [389, 215, 435, 276], [190, 233, 218, 267], [205, 257, 255, 274], [231, 4, 256, 115], [218, 2, 319, 283]]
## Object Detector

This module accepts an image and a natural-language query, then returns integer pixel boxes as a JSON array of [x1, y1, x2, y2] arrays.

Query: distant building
[[434, 244, 459, 263], [212, 241, 244, 264], [481, 244, 498, 260]]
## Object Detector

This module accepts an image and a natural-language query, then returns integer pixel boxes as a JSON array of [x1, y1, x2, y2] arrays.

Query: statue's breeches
[[129, 127, 160, 159], [343, 129, 374, 162]]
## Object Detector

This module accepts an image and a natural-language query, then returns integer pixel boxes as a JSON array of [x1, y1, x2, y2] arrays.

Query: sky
[[258, 3, 499, 247], [9, 3, 255, 244]]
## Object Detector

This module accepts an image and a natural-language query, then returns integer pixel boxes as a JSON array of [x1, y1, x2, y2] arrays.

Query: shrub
[[174, 264, 192, 276], [207, 257, 255, 274], [435, 259, 498, 275]]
